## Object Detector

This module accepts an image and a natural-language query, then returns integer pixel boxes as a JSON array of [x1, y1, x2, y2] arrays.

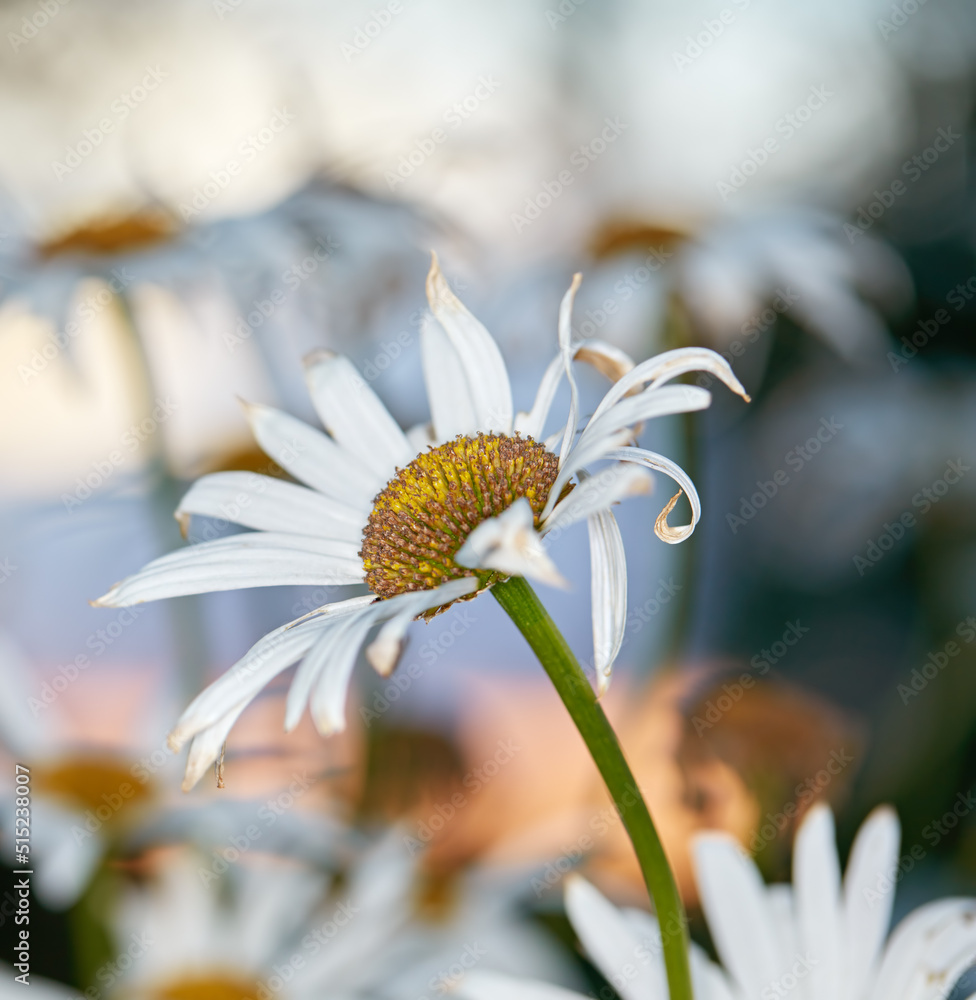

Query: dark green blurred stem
[[492, 576, 693, 1000]]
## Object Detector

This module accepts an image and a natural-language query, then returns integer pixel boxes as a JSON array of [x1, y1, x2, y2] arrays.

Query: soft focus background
[[1, 0, 976, 993]]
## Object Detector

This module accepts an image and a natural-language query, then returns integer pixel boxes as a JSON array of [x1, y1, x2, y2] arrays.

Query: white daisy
[[459, 804, 976, 1000], [94, 254, 748, 789], [99, 836, 571, 1000]]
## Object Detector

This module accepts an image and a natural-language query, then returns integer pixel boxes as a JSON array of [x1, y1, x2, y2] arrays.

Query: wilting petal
[[421, 312, 479, 442], [182, 699, 249, 791], [543, 464, 651, 534], [364, 578, 478, 677], [606, 447, 701, 544], [456, 499, 567, 589], [556, 274, 583, 466], [590, 346, 749, 426], [586, 508, 627, 697], [426, 253, 513, 435]]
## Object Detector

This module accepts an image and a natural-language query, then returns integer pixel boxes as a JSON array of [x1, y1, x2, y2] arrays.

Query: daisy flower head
[[93, 254, 748, 790], [460, 804, 976, 1000]]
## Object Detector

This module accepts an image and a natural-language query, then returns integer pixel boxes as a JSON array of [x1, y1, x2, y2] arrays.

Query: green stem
[[492, 576, 693, 1000]]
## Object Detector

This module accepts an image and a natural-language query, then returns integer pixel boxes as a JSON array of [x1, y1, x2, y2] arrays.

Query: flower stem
[[492, 575, 694, 1000]]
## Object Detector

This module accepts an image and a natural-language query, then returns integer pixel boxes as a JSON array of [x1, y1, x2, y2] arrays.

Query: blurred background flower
[[2, 0, 976, 992]]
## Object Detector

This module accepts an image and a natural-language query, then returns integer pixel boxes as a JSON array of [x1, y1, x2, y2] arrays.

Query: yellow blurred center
[[32, 757, 151, 817], [152, 974, 263, 1000]]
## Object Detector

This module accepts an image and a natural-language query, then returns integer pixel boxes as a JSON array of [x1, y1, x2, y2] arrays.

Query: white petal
[[93, 533, 365, 606], [543, 464, 652, 534], [421, 312, 479, 442], [406, 420, 436, 452], [176, 471, 366, 542], [244, 401, 381, 505], [577, 385, 713, 458], [565, 876, 667, 1000], [589, 346, 749, 427], [515, 352, 564, 440], [541, 428, 635, 521], [308, 613, 379, 735], [794, 804, 842, 999], [288, 580, 479, 732], [516, 338, 636, 441], [842, 805, 900, 999], [425, 253, 513, 435], [181, 698, 249, 791], [544, 386, 709, 520], [364, 577, 478, 677], [556, 274, 583, 466], [605, 447, 702, 544], [870, 899, 976, 1000], [693, 832, 781, 998], [573, 339, 635, 384], [456, 499, 567, 589], [284, 621, 358, 733], [586, 508, 627, 697], [304, 351, 413, 482], [167, 595, 375, 748], [455, 971, 588, 1000]]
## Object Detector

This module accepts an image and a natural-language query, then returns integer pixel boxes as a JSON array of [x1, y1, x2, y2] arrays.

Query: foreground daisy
[[460, 803, 976, 1000], [94, 254, 747, 790]]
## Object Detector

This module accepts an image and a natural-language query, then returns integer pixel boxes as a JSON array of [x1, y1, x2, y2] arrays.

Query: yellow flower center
[[360, 433, 560, 602], [32, 757, 151, 817], [150, 974, 262, 1000]]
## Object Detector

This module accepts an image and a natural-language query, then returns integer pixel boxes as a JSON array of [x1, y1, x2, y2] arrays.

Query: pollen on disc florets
[[360, 433, 560, 601]]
